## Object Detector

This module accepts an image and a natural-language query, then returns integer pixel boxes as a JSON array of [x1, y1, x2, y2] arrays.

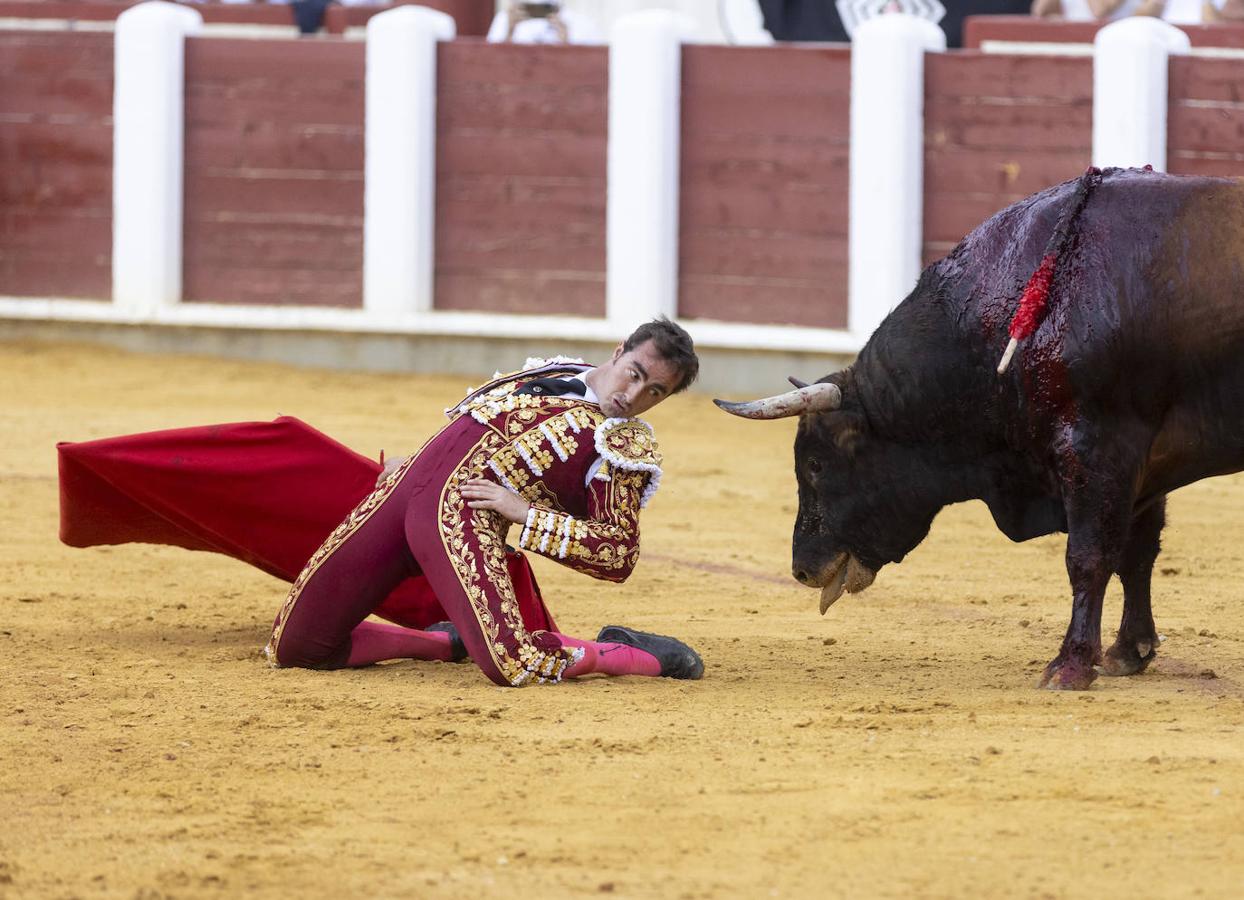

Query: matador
[[264, 318, 705, 686]]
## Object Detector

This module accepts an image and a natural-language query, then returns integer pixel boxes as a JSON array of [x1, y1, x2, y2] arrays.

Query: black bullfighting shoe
[[596, 625, 704, 680], [426, 621, 468, 663]]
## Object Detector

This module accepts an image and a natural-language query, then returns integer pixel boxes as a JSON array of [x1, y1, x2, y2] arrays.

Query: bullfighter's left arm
[[516, 419, 662, 583]]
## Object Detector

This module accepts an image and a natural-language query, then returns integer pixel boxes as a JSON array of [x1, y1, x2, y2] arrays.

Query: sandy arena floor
[[2, 339, 1243, 899]]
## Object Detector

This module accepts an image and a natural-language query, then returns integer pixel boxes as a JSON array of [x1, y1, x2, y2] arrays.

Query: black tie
[[516, 377, 587, 397]]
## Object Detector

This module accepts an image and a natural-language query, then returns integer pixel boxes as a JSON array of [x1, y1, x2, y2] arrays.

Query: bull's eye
[[807, 457, 823, 476]]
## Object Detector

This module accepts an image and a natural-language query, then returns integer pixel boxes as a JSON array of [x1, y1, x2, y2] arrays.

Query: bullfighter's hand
[[461, 478, 531, 525], [376, 454, 406, 487]]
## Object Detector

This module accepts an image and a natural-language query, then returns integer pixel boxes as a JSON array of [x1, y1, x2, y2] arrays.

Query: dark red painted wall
[[963, 15, 1244, 50], [1168, 56, 1244, 178], [0, 1, 496, 37], [434, 41, 609, 316], [182, 38, 366, 307], [922, 51, 1093, 266], [0, 31, 113, 300], [679, 44, 851, 330]]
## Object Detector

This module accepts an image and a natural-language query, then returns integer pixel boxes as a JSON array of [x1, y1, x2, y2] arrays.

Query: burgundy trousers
[[266, 416, 578, 686]]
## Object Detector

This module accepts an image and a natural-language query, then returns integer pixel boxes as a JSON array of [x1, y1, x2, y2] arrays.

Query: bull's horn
[[788, 376, 809, 389], [713, 382, 842, 420]]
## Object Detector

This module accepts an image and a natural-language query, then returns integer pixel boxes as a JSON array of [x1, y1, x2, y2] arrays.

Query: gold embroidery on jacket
[[565, 469, 645, 579], [516, 468, 646, 583], [594, 417, 662, 508], [437, 435, 579, 686]]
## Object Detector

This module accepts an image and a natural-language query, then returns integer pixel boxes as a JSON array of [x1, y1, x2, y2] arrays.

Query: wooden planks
[[1168, 56, 1244, 178], [678, 44, 850, 329], [0, 1, 496, 36], [963, 14, 1244, 50], [922, 51, 1093, 266], [182, 38, 366, 307], [433, 41, 608, 316], [0, 31, 113, 299]]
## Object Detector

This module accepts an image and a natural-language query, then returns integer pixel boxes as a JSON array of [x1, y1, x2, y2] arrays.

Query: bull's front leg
[[1040, 528, 1112, 690], [1099, 495, 1165, 676], [1040, 429, 1143, 690]]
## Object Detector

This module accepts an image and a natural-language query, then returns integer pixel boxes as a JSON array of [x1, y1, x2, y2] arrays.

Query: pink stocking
[[345, 620, 456, 667], [556, 633, 663, 679]]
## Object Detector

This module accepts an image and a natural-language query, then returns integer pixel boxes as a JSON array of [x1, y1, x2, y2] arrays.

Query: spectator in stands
[[1032, 1, 1141, 19], [1032, 0, 1236, 20], [1210, 0, 1244, 18], [758, 0, 1029, 47], [1164, 0, 1238, 21], [487, 0, 604, 43], [939, 1, 1032, 47], [756, 0, 850, 41], [289, 0, 331, 35]]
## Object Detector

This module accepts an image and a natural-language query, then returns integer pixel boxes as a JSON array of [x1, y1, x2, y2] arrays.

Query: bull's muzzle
[[795, 552, 877, 614]]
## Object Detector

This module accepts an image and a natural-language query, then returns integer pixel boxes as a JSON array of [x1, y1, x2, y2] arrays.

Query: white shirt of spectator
[[1058, 0, 1141, 19], [1060, 0, 1226, 21], [1164, 0, 1228, 22], [836, 0, 946, 39]]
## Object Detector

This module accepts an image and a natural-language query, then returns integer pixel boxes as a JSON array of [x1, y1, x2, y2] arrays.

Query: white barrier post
[[1092, 17, 1190, 172], [847, 14, 945, 341], [606, 11, 697, 332], [112, 1, 202, 315], [363, 6, 456, 317]]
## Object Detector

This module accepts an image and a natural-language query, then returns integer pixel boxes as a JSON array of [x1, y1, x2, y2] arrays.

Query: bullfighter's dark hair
[[623, 316, 699, 394]]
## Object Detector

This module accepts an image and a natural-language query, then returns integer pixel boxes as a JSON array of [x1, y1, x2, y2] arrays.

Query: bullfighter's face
[[587, 339, 680, 419]]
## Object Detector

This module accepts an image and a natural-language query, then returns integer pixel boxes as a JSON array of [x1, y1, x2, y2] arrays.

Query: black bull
[[716, 168, 1244, 690]]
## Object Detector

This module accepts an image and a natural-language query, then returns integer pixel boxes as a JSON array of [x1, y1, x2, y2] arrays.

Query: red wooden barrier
[[325, 1, 494, 37], [5, 27, 1244, 318], [963, 14, 1244, 50], [1168, 56, 1244, 177], [0, 30, 113, 300], [678, 44, 851, 330], [922, 51, 1093, 265], [0, 1, 495, 36], [182, 37, 366, 307], [433, 40, 609, 317]]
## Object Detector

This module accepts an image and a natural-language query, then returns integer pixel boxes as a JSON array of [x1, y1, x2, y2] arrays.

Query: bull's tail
[[997, 166, 1112, 374]]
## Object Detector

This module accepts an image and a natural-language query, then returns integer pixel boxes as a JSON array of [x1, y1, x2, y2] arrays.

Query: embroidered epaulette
[[521, 355, 587, 371], [445, 358, 590, 419], [595, 418, 663, 508]]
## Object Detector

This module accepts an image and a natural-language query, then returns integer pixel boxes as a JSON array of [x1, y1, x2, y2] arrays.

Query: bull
[[716, 167, 1244, 689]]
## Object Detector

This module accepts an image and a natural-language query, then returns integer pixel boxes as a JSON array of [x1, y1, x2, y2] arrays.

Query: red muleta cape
[[56, 416, 556, 632]]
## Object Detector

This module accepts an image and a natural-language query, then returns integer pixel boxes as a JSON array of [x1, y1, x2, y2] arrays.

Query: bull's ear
[[831, 411, 868, 456]]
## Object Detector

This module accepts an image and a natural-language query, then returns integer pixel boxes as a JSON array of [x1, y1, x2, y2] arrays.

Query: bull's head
[[715, 374, 941, 614]]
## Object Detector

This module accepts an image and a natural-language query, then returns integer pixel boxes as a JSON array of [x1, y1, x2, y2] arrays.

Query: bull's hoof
[[1097, 638, 1157, 677], [1039, 657, 1098, 691]]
